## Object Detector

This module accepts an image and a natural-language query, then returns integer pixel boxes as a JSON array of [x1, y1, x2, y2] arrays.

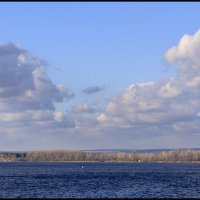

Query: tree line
[[0, 150, 200, 162]]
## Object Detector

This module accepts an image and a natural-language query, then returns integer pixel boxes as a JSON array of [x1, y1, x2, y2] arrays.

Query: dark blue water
[[0, 162, 199, 198]]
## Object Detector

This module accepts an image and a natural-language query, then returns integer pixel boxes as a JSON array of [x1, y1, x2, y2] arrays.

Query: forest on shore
[[0, 149, 200, 163]]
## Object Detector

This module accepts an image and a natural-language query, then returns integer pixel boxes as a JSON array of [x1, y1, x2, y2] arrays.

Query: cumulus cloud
[[96, 29, 200, 140], [2, 29, 200, 150], [165, 30, 200, 66], [165, 29, 200, 83], [0, 42, 74, 133], [82, 85, 105, 94], [73, 102, 96, 114]]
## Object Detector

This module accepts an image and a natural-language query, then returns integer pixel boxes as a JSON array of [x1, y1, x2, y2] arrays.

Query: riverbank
[[1, 149, 200, 163], [1, 160, 200, 164]]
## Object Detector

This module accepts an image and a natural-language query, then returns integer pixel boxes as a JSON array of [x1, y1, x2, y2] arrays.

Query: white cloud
[[2, 28, 200, 150], [165, 30, 200, 63], [165, 29, 200, 78], [73, 102, 96, 114], [0, 42, 74, 134], [96, 29, 200, 141], [158, 78, 182, 98]]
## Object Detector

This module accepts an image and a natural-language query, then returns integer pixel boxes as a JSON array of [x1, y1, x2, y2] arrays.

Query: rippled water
[[0, 162, 199, 198]]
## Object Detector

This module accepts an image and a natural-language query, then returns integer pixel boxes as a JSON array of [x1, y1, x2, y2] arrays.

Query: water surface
[[0, 162, 199, 198]]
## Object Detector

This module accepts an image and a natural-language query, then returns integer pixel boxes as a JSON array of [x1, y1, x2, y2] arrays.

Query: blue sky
[[0, 2, 200, 150], [0, 3, 199, 88]]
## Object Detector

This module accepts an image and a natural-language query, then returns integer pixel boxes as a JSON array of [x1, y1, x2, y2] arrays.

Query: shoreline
[[1, 160, 200, 163], [1, 149, 200, 163]]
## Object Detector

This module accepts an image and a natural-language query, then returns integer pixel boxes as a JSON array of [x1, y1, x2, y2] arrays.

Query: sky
[[0, 2, 200, 150]]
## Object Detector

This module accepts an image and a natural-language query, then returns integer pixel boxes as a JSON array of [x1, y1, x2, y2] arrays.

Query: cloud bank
[[0, 43, 74, 147], [96, 29, 200, 144], [1, 29, 200, 150]]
